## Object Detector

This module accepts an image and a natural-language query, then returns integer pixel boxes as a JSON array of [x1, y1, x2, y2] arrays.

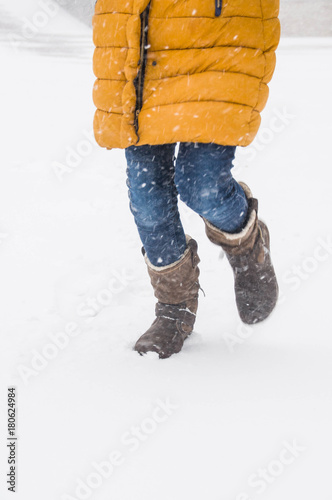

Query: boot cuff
[[203, 182, 259, 253], [144, 234, 194, 272], [204, 208, 257, 247], [239, 182, 253, 199]]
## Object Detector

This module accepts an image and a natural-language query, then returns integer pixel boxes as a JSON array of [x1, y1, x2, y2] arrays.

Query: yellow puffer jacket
[[92, 0, 280, 149]]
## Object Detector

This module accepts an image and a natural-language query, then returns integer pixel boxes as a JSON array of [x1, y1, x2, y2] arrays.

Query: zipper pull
[[215, 0, 222, 17]]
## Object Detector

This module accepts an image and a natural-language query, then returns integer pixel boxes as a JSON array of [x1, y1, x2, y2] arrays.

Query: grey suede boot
[[203, 183, 278, 324], [135, 236, 200, 358]]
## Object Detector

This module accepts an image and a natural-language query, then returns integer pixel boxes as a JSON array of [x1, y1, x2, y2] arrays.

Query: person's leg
[[175, 142, 278, 325], [125, 144, 187, 267], [125, 144, 200, 358], [175, 142, 248, 233]]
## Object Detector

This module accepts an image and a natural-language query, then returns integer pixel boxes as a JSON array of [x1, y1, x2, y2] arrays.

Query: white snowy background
[[0, 1, 332, 500]]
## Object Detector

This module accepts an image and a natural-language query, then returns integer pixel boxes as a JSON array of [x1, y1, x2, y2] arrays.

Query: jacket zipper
[[134, 4, 150, 136], [215, 0, 222, 17]]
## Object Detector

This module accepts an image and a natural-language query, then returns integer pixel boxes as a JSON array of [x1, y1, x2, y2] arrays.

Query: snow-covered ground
[[1, 3, 332, 499]]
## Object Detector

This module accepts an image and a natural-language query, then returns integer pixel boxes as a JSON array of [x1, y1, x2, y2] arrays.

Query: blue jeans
[[125, 143, 248, 267]]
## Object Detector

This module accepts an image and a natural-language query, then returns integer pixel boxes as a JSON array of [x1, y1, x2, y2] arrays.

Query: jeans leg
[[125, 144, 187, 266], [175, 142, 248, 233]]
